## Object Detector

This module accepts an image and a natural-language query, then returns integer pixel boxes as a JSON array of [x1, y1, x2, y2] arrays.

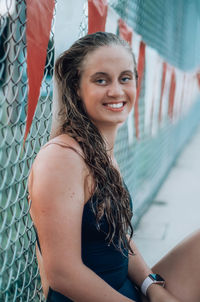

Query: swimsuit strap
[[41, 141, 85, 160]]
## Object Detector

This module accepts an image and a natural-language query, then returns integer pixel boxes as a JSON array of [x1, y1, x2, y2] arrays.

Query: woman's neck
[[98, 124, 119, 160]]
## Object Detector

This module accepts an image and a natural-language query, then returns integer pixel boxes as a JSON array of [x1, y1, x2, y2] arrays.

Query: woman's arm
[[29, 143, 135, 302], [127, 238, 181, 302]]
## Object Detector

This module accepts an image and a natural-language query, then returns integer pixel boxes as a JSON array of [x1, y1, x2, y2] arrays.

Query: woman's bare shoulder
[[40, 133, 84, 156], [27, 135, 90, 277], [33, 134, 85, 169], [28, 134, 87, 203]]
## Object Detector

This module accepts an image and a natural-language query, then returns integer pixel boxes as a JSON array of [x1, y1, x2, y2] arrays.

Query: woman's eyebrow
[[90, 70, 134, 79], [120, 70, 134, 75], [90, 72, 108, 79]]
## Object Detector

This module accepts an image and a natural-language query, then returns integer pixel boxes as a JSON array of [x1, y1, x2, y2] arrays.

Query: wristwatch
[[141, 273, 165, 296]]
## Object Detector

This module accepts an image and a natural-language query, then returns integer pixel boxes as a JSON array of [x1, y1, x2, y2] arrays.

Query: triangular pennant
[[88, 0, 108, 34], [134, 41, 146, 139], [23, 0, 55, 145], [118, 18, 133, 45], [168, 69, 176, 119], [197, 72, 200, 89], [158, 62, 167, 123], [179, 73, 186, 115]]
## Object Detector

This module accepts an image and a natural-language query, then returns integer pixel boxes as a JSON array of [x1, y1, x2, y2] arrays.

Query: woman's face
[[78, 45, 136, 130]]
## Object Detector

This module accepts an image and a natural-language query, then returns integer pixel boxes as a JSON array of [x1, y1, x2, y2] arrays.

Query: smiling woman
[[28, 32, 200, 302]]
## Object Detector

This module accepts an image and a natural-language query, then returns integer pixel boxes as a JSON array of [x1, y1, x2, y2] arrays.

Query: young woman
[[28, 32, 200, 302]]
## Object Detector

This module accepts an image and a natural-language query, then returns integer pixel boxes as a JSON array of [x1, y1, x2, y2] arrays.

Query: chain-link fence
[[0, 0, 54, 300], [1, 0, 200, 301]]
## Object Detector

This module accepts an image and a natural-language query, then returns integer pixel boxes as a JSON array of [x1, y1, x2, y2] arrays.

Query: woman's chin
[[93, 119, 127, 131]]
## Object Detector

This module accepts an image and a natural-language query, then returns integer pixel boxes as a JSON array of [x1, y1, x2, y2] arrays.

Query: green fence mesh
[[113, 0, 200, 71], [0, 0, 200, 301], [0, 1, 54, 300]]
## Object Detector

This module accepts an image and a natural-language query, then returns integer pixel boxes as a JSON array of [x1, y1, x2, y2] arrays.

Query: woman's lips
[[103, 102, 126, 111]]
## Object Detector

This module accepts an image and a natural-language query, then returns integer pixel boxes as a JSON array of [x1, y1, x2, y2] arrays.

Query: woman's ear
[[77, 87, 82, 101]]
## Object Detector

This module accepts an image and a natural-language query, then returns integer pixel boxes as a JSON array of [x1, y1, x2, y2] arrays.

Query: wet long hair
[[54, 32, 138, 254]]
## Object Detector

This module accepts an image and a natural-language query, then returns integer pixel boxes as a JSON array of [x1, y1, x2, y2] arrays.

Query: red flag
[[134, 41, 146, 138], [150, 72, 157, 133], [197, 72, 200, 89], [118, 18, 133, 45], [24, 0, 55, 145], [88, 0, 108, 34], [179, 74, 185, 116], [158, 62, 167, 123], [168, 69, 176, 119]]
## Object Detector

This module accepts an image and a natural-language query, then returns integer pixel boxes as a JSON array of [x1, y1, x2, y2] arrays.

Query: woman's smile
[[103, 101, 126, 111]]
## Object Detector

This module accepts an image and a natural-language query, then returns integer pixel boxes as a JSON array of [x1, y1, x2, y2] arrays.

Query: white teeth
[[106, 102, 124, 108]]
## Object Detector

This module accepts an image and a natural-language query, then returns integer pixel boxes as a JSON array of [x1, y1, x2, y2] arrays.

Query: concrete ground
[[134, 124, 200, 267]]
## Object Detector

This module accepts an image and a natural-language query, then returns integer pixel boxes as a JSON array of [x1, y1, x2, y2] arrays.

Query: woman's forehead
[[81, 45, 134, 74]]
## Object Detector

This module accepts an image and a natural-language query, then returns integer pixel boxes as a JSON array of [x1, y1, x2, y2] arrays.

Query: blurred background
[[0, 0, 200, 301]]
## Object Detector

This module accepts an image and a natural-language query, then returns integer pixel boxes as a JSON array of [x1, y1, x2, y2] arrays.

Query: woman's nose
[[107, 81, 124, 98]]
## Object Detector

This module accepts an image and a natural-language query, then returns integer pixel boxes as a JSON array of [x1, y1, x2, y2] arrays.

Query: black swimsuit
[[33, 143, 141, 301], [34, 191, 141, 302]]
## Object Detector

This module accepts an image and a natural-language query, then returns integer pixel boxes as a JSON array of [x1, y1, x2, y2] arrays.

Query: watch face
[[150, 274, 165, 282]]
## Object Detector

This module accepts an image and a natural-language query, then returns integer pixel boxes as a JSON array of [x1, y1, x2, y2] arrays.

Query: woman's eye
[[96, 79, 106, 85], [121, 77, 131, 83]]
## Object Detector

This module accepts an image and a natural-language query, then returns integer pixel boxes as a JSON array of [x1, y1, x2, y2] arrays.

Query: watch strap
[[141, 276, 154, 296], [141, 274, 165, 296]]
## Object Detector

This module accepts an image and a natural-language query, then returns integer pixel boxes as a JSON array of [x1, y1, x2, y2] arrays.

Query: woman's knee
[[152, 229, 200, 273]]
